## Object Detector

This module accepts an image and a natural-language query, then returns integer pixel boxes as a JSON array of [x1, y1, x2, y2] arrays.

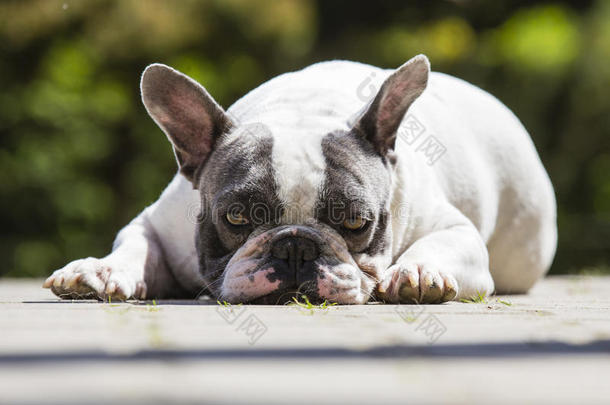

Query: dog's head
[[140, 56, 429, 304]]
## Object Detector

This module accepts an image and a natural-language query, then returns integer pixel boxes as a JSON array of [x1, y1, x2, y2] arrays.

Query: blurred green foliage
[[0, 0, 608, 277]]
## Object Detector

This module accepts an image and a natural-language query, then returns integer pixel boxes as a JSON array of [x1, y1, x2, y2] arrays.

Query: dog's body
[[45, 56, 557, 304]]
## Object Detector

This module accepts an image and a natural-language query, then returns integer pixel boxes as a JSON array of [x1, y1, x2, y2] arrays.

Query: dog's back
[[412, 72, 557, 292]]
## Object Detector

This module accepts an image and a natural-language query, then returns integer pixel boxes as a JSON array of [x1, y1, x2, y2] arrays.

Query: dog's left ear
[[355, 54, 429, 156], [140, 63, 233, 184]]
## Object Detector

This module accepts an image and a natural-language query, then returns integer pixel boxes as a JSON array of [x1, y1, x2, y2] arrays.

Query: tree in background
[[0, 0, 608, 277]]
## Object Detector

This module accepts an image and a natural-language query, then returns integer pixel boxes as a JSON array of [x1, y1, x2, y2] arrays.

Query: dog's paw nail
[[423, 273, 434, 289], [105, 281, 117, 295], [42, 277, 54, 288], [135, 281, 147, 300], [377, 274, 394, 294], [66, 273, 82, 288], [407, 273, 418, 289], [52, 276, 64, 288], [442, 275, 458, 301]]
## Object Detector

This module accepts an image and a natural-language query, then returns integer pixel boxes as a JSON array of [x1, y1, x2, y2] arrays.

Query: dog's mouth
[[219, 260, 374, 305], [216, 224, 383, 305]]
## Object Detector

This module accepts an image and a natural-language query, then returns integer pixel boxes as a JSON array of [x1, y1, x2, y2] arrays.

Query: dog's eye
[[343, 216, 366, 230], [226, 212, 249, 226]]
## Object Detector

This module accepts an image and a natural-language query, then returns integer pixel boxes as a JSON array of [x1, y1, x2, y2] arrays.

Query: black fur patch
[[320, 130, 392, 256], [195, 130, 280, 296]]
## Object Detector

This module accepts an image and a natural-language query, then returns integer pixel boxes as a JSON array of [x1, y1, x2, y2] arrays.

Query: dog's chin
[[246, 289, 319, 305], [221, 286, 366, 305]]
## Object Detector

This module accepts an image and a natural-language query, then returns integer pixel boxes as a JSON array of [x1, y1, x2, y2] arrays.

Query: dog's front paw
[[377, 262, 458, 304], [43, 257, 146, 300]]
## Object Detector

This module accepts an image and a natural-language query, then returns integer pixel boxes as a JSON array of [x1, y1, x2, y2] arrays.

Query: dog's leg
[[43, 212, 179, 300], [378, 207, 495, 304], [44, 173, 200, 300]]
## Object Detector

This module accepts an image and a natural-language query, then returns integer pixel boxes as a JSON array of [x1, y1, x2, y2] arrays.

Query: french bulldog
[[43, 54, 557, 304]]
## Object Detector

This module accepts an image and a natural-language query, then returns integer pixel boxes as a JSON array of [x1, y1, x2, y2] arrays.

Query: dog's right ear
[[141, 64, 233, 184]]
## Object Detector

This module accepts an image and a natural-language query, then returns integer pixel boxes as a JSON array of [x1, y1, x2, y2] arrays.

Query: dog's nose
[[271, 236, 319, 271]]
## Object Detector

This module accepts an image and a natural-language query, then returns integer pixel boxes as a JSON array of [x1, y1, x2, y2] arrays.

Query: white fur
[[45, 59, 556, 300], [271, 127, 327, 225]]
